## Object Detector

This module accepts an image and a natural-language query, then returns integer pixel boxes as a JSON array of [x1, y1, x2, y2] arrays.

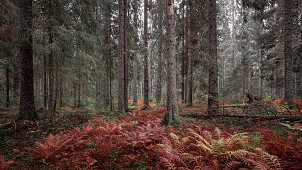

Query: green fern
[[158, 127, 281, 169]]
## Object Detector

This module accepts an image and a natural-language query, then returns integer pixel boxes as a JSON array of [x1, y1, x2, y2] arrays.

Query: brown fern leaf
[[225, 161, 243, 170]]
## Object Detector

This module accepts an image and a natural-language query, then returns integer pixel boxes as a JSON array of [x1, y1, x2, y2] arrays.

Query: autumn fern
[[158, 127, 281, 169]]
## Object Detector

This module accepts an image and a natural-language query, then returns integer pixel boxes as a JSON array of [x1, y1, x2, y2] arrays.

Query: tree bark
[[6, 64, 10, 108], [132, 0, 138, 105], [59, 75, 63, 107], [162, 0, 179, 125], [207, 0, 219, 115], [12, 64, 19, 106], [48, 26, 54, 117], [297, 71, 302, 98], [155, 38, 163, 104], [104, 3, 112, 109], [187, 1, 194, 106], [47, 0, 54, 119], [284, 0, 294, 107], [181, 6, 185, 103], [156, 2, 163, 104], [18, 0, 38, 120], [43, 38, 47, 109], [259, 49, 262, 96], [53, 57, 59, 112], [124, 0, 129, 111], [184, 4, 189, 104], [143, 0, 149, 109], [133, 54, 138, 104], [118, 0, 126, 113], [73, 83, 77, 107]]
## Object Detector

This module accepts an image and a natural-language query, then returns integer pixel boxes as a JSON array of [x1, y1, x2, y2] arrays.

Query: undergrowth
[[0, 100, 301, 169]]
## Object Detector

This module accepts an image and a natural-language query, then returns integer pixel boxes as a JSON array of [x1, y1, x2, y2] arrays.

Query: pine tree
[[18, 0, 39, 120], [283, 0, 294, 107], [143, 0, 149, 109], [207, 0, 219, 115], [162, 0, 180, 125]]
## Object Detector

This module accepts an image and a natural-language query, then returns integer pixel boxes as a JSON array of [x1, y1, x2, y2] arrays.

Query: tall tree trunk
[[297, 71, 302, 98], [184, 4, 189, 103], [207, 0, 219, 115], [181, 6, 185, 103], [73, 83, 77, 107], [109, 58, 113, 111], [48, 27, 54, 117], [59, 75, 63, 107], [118, 0, 126, 113], [12, 64, 19, 106], [259, 49, 262, 96], [156, 2, 163, 104], [232, 0, 235, 69], [284, 0, 294, 107], [47, 0, 54, 119], [133, 54, 138, 104], [155, 37, 163, 104], [162, 0, 179, 125], [104, 3, 112, 109], [143, 0, 149, 109], [43, 39, 47, 109], [124, 0, 128, 111], [187, 1, 194, 106], [77, 73, 81, 107], [232, 0, 236, 100], [6, 64, 10, 108], [132, 0, 138, 105], [18, 0, 38, 120], [53, 58, 59, 112], [96, 80, 99, 103]]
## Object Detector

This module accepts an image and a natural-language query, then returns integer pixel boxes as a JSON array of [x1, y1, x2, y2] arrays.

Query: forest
[[0, 0, 301, 169]]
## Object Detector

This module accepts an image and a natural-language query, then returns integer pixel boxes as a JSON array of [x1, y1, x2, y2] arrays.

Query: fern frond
[[225, 161, 243, 170], [188, 128, 211, 148]]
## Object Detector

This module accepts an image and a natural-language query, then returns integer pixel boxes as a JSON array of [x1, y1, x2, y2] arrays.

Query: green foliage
[[158, 127, 281, 169]]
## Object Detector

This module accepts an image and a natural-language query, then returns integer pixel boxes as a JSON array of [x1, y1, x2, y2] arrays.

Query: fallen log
[[180, 114, 302, 122]]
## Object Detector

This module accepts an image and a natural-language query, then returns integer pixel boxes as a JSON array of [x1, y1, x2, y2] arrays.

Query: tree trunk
[[43, 39, 47, 109], [232, 0, 236, 100], [156, 3, 163, 104], [132, 0, 139, 105], [59, 75, 63, 107], [143, 0, 149, 109], [283, 0, 294, 107], [118, 0, 126, 113], [48, 26, 54, 118], [124, 0, 129, 112], [104, 3, 112, 109], [181, 6, 185, 103], [12, 64, 19, 106], [18, 0, 38, 120], [162, 0, 179, 125], [53, 58, 59, 112], [259, 49, 262, 96], [297, 71, 302, 98], [133, 54, 138, 104], [6, 64, 10, 108], [109, 59, 113, 111], [207, 0, 219, 115], [155, 37, 163, 104], [187, 1, 194, 106], [47, 0, 54, 119], [73, 83, 77, 107], [77, 75, 81, 107], [184, 4, 189, 103]]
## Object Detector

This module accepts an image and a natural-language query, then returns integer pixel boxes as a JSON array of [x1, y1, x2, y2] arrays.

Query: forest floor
[[0, 100, 302, 169]]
